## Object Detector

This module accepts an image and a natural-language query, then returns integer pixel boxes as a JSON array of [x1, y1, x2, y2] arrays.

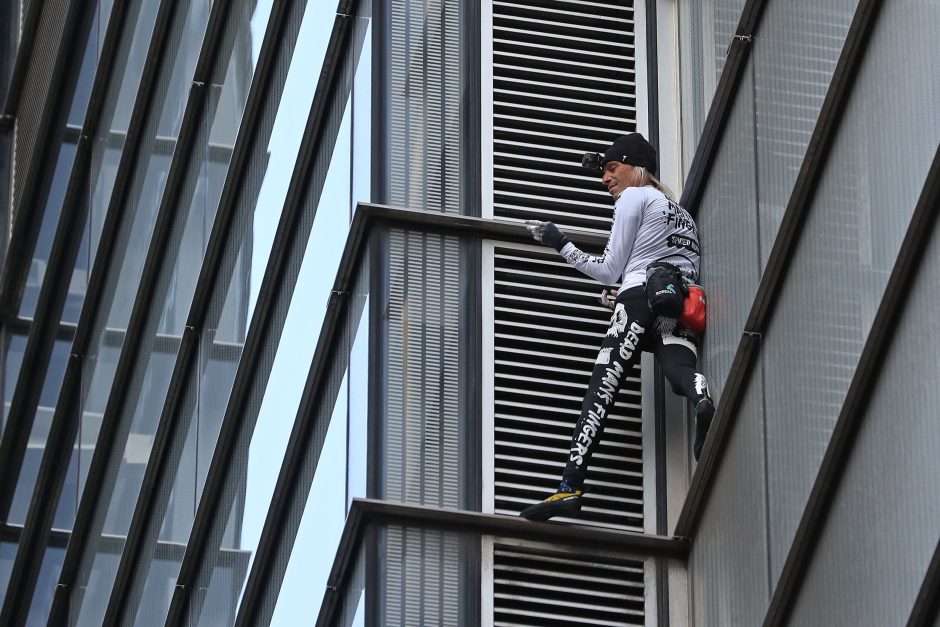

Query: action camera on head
[[581, 152, 603, 171]]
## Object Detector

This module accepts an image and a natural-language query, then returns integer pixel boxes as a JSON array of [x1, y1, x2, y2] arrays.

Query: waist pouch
[[645, 262, 686, 318], [679, 284, 706, 334]]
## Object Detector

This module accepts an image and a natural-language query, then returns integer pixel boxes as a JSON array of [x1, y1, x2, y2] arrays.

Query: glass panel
[[1, 331, 27, 437], [346, 298, 369, 508], [71, 0, 266, 622], [676, 0, 747, 176], [269, 376, 348, 625], [71, 0, 212, 622], [753, 1, 857, 266], [0, 541, 15, 609], [126, 0, 320, 621], [350, 19, 371, 216], [88, 0, 163, 256], [762, 0, 940, 584], [379, 0, 468, 215], [68, 3, 108, 127], [19, 142, 78, 320], [376, 228, 476, 509], [8, 339, 71, 525], [788, 184, 940, 627], [23, 545, 65, 626], [196, 102, 354, 623]]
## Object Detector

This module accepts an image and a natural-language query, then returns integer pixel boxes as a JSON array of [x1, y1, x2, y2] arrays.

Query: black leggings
[[563, 286, 710, 487]]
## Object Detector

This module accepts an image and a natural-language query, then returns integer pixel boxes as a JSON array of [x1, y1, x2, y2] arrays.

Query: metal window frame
[[231, 201, 606, 626], [98, 0, 302, 622], [0, 0, 93, 318], [761, 140, 940, 627], [316, 498, 689, 626], [0, 0, 139, 523], [673, 0, 884, 540]]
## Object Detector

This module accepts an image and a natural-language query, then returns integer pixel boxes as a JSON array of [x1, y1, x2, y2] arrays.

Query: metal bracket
[[727, 33, 754, 56]]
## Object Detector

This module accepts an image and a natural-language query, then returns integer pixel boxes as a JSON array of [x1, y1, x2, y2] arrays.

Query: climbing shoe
[[519, 489, 584, 522], [693, 397, 715, 461]]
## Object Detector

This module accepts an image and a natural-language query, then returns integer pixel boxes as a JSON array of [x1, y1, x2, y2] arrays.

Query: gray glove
[[524, 220, 570, 252]]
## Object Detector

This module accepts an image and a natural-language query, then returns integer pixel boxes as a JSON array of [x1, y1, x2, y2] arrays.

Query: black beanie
[[603, 133, 658, 176]]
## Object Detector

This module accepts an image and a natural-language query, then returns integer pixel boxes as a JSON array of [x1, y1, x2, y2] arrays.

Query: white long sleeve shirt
[[559, 186, 701, 289]]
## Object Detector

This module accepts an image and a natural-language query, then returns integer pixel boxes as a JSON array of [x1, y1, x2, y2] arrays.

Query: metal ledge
[[316, 498, 689, 626], [229, 201, 613, 627]]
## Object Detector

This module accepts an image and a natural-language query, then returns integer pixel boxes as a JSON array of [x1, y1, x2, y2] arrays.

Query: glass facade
[[1, 0, 938, 624]]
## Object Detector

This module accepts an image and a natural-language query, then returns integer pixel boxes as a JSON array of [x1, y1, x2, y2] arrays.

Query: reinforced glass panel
[[788, 178, 940, 627], [761, 0, 940, 585]]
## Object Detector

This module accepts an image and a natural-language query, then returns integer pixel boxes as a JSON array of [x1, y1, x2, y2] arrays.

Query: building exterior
[[0, 0, 938, 626]]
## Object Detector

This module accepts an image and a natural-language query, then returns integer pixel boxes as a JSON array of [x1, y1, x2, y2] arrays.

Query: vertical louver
[[491, 0, 637, 232], [491, 543, 646, 626], [489, 244, 644, 531]]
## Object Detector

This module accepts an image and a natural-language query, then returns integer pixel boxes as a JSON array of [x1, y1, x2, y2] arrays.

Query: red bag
[[678, 284, 706, 333]]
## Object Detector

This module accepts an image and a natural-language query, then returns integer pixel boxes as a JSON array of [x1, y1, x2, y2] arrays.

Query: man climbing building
[[520, 133, 715, 522]]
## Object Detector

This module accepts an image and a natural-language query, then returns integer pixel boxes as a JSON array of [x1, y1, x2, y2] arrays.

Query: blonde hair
[[630, 165, 677, 202]]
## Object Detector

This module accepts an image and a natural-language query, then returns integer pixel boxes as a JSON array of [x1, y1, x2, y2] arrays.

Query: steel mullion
[[678, 0, 769, 216], [0, 0, 140, 523], [761, 140, 940, 627], [99, 0, 300, 622], [38, 0, 240, 621], [0, 0, 94, 319], [673, 0, 884, 539]]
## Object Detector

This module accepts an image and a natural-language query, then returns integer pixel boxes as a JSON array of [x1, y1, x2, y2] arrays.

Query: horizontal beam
[[316, 498, 689, 626], [232, 200, 631, 626]]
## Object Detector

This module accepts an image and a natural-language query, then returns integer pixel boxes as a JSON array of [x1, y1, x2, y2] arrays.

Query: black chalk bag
[[645, 262, 686, 318]]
